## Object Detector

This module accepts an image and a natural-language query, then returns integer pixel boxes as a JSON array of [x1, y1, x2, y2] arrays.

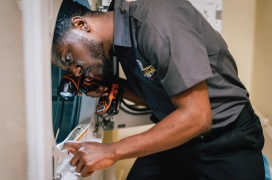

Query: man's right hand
[[78, 86, 108, 97], [79, 76, 108, 97]]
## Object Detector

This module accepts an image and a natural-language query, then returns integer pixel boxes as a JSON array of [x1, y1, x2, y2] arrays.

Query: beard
[[67, 31, 114, 85], [71, 33, 113, 77], [81, 36, 114, 84]]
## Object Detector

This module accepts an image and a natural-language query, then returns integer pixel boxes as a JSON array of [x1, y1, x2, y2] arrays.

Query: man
[[51, 0, 265, 179]]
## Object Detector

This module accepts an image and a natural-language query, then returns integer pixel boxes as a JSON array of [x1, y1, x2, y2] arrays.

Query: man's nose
[[69, 65, 82, 77]]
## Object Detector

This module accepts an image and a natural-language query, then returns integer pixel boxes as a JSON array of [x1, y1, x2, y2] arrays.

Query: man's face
[[52, 30, 113, 81]]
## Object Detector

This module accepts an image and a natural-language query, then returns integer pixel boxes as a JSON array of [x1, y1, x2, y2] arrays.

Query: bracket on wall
[[188, 0, 223, 33]]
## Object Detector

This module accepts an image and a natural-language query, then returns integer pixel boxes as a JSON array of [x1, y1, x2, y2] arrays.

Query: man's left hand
[[63, 141, 117, 177]]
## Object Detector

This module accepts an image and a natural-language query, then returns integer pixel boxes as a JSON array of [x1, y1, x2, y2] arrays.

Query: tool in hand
[[57, 72, 123, 118]]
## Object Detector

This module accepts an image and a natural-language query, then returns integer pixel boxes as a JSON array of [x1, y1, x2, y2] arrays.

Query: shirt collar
[[113, 0, 132, 47]]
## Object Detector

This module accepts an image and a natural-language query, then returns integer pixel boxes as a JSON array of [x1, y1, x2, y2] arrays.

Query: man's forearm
[[112, 107, 211, 161], [63, 81, 211, 176], [111, 81, 212, 161]]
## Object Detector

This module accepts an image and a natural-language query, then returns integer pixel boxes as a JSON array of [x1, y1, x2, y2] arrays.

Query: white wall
[[251, 0, 272, 132], [0, 0, 27, 179], [221, 0, 257, 93]]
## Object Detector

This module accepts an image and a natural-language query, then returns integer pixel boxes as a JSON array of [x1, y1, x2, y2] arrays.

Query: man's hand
[[78, 76, 109, 98], [78, 86, 108, 97], [63, 141, 117, 177]]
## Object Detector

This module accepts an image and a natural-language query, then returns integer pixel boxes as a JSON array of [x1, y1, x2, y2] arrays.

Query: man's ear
[[71, 16, 91, 32]]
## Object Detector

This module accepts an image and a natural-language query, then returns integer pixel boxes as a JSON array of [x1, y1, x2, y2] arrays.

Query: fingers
[[70, 147, 94, 178], [74, 159, 94, 177], [70, 151, 81, 166], [71, 155, 94, 177], [81, 167, 94, 177], [63, 141, 82, 154], [85, 86, 108, 98], [75, 158, 85, 173], [97, 86, 108, 94], [77, 91, 82, 96]]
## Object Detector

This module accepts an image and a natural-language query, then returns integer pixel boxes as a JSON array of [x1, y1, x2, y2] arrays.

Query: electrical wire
[[120, 99, 152, 115]]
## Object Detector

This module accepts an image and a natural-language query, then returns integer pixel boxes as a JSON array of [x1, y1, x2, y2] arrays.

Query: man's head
[[52, 0, 114, 79]]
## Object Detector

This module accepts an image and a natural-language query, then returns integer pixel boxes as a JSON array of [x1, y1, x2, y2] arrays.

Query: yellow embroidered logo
[[142, 65, 156, 77], [136, 60, 157, 79]]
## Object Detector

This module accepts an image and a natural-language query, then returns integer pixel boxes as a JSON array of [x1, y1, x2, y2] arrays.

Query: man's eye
[[65, 52, 73, 64], [65, 57, 70, 63]]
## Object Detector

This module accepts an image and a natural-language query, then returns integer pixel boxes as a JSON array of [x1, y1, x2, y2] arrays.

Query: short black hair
[[53, 0, 102, 44]]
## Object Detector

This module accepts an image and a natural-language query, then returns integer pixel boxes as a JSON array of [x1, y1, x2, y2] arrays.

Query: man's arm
[[64, 80, 212, 177], [113, 80, 212, 159]]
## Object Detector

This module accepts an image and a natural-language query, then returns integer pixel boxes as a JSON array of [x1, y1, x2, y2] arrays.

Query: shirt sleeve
[[135, 3, 213, 97]]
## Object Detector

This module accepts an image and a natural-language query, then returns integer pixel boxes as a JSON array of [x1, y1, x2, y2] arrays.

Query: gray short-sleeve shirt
[[111, 0, 249, 128]]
